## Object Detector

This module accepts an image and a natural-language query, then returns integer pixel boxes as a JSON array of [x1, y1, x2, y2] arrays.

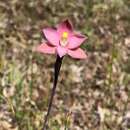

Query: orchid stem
[[42, 55, 63, 130]]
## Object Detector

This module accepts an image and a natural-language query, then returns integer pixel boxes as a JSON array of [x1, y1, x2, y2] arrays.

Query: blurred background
[[0, 0, 130, 130]]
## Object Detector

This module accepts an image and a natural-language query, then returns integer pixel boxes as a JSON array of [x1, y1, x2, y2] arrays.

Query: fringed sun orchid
[[36, 20, 87, 130]]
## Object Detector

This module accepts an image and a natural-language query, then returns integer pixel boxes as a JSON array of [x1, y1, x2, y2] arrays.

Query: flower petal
[[43, 28, 59, 46], [57, 20, 73, 36], [36, 43, 56, 54], [56, 46, 67, 58], [68, 34, 87, 49], [68, 48, 87, 59]]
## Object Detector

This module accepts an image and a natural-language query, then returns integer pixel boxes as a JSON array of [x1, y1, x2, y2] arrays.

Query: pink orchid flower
[[37, 20, 87, 59]]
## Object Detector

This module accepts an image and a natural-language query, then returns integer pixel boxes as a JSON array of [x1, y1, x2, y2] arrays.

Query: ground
[[0, 0, 130, 130]]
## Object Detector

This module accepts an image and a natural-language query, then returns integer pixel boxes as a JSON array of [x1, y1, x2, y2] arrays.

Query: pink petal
[[56, 46, 67, 58], [57, 20, 73, 36], [68, 34, 87, 49], [43, 28, 59, 46], [68, 48, 87, 59], [36, 43, 56, 54]]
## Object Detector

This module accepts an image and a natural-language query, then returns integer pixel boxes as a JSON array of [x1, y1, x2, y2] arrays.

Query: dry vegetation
[[0, 0, 130, 130]]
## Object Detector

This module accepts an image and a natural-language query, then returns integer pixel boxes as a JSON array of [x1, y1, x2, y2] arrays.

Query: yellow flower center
[[60, 32, 68, 47], [62, 32, 68, 39]]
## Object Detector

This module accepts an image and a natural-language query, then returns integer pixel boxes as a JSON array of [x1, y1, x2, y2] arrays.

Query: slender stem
[[42, 55, 63, 130]]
